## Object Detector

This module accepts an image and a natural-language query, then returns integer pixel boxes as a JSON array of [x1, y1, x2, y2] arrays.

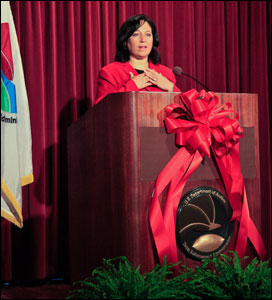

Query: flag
[[1, 1, 34, 228]]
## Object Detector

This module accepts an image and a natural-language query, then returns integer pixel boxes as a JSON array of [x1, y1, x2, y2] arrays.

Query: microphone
[[173, 66, 211, 91]]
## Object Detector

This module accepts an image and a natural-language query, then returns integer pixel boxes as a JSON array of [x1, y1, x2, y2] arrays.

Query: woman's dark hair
[[115, 14, 161, 64]]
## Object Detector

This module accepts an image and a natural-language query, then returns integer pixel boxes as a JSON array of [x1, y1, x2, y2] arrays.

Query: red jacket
[[95, 61, 181, 104]]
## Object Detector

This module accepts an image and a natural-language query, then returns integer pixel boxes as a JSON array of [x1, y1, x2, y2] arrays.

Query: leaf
[[67, 253, 271, 299]]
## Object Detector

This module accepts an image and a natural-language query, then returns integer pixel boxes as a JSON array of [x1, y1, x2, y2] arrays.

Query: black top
[[135, 69, 144, 74]]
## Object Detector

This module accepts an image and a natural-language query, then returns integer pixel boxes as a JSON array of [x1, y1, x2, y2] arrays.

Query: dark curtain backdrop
[[1, 1, 271, 281]]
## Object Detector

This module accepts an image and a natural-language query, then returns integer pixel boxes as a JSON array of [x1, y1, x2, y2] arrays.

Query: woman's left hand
[[144, 68, 174, 92]]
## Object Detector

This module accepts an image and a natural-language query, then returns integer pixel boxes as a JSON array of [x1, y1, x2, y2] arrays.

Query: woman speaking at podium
[[95, 14, 180, 104]]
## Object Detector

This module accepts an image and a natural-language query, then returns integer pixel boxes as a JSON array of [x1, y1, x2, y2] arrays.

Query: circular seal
[[176, 186, 234, 260]]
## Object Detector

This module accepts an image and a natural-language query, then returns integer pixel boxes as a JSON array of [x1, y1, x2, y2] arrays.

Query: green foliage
[[67, 256, 196, 299], [189, 251, 271, 299], [67, 251, 271, 299]]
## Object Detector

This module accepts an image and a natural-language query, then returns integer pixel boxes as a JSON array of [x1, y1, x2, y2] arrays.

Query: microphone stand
[[180, 71, 211, 91]]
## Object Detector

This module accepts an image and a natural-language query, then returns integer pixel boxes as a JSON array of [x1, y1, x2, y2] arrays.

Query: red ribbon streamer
[[149, 89, 266, 267]]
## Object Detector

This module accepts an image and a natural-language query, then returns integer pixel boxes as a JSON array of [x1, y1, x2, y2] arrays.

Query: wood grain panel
[[135, 92, 260, 270]]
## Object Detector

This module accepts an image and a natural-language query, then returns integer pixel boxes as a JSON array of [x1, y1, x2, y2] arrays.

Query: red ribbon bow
[[165, 89, 243, 158], [149, 89, 265, 268]]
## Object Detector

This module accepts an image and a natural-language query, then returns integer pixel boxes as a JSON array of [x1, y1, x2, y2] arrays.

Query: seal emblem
[[176, 186, 234, 260]]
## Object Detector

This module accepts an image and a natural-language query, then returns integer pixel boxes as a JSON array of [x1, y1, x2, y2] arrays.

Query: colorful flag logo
[[1, 1, 34, 228]]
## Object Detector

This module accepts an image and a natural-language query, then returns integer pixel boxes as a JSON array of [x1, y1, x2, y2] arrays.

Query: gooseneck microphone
[[173, 66, 211, 91]]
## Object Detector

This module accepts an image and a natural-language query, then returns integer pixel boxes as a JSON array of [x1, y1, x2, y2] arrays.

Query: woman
[[95, 14, 181, 104]]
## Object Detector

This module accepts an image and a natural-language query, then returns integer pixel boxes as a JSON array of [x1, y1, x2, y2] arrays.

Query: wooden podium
[[67, 91, 260, 282]]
